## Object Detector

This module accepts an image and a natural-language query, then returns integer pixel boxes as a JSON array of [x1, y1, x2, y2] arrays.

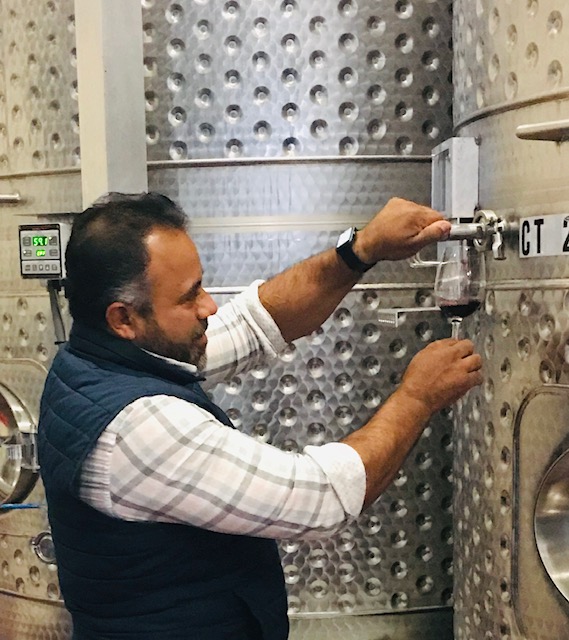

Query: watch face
[[337, 227, 354, 247]]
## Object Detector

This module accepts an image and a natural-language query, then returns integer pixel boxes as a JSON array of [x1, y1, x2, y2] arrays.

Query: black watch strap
[[336, 227, 376, 273]]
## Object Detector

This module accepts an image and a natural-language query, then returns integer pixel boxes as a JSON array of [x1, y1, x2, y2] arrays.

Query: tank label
[[519, 214, 569, 257]]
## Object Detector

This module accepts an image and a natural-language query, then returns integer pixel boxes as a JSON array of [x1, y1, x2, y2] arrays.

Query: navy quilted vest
[[38, 323, 288, 640]]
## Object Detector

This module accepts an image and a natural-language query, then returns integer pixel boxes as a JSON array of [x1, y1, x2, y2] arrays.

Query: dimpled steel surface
[[453, 1, 569, 638], [141, 0, 452, 160], [0, 1, 460, 639]]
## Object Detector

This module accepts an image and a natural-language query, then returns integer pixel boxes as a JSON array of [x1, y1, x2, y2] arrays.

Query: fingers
[[413, 220, 452, 247]]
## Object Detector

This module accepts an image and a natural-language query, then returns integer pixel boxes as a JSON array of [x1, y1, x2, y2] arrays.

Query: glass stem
[[451, 318, 462, 339]]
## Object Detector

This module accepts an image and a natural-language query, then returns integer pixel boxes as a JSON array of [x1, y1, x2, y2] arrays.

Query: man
[[38, 192, 482, 640]]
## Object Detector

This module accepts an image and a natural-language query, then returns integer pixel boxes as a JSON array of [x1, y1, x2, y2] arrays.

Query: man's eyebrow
[[178, 278, 203, 303]]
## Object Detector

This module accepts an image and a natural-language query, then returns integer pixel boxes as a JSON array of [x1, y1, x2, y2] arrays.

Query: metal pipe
[[0, 193, 22, 204]]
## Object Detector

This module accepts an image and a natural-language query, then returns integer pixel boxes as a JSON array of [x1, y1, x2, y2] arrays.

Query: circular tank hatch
[[535, 448, 569, 603], [0, 384, 39, 505]]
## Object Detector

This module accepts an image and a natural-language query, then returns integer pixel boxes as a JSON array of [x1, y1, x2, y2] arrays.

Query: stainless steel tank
[[453, 0, 569, 638], [0, 1, 462, 638]]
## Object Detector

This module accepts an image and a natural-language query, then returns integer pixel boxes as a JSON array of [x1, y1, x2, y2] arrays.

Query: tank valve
[[449, 210, 513, 260]]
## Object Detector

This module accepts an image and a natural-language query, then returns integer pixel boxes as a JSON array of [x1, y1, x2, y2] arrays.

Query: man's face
[[131, 227, 218, 367]]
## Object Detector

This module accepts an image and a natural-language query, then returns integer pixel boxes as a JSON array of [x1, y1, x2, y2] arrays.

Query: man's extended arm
[[258, 197, 451, 343]]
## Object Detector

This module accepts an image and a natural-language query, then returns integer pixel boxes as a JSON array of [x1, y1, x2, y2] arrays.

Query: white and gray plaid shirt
[[80, 282, 366, 539]]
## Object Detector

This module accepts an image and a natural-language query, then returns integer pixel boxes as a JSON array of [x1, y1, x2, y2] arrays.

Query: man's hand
[[397, 338, 483, 414], [354, 197, 451, 263], [342, 338, 482, 508]]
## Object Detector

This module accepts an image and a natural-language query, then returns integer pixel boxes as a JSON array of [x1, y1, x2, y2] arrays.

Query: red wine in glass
[[435, 242, 486, 338]]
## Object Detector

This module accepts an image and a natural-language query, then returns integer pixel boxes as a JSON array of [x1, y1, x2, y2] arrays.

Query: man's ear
[[105, 302, 140, 340]]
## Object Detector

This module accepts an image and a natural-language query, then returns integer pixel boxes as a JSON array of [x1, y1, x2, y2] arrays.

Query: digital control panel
[[19, 223, 70, 279]]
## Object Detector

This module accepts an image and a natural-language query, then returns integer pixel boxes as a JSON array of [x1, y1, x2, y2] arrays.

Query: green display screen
[[36, 249, 46, 257], [32, 236, 49, 247]]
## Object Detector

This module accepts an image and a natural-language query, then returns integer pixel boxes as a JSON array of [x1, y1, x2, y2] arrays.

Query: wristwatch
[[335, 227, 377, 273]]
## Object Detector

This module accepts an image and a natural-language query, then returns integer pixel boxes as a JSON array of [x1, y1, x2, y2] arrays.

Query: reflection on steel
[[516, 119, 569, 143], [535, 449, 569, 604], [0, 194, 22, 205], [31, 531, 57, 565]]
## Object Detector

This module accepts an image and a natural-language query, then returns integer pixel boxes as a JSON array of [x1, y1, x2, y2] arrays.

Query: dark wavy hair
[[64, 192, 188, 328]]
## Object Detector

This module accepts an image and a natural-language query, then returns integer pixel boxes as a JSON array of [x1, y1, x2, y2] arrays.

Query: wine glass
[[434, 241, 486, 339]]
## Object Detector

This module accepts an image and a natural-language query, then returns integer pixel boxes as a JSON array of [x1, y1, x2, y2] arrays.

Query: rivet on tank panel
[[338, 593, 356, 613], [47, 582, 60, 600], [363, 388, 381, 408], [36, 344, 49, 362], [547, 60, 563, 88], [166, 4, 184, 25], [391, 559, 409, 578], [417, 575, 434, 594], [391, 591, 409, 609], [143, 56, 157, 77], [339, 66, 357, 87], [365, 577, 382, 596], [516, 336, 530, 361], [391, 498, 408, 518], [367, 15, 386, 35], [484, 419, 495, 445], [396, 0, 413, 20], [252, 17, 268, 38], [422, 50, 439, 71], [484, 333, 495, 358], [394, 468, 407, 487], [423, 85, 440, 106], [338, 0, 357, 18], [166, 73, 186, 93], [167, 38, 185, 59], [547, 10, 563, 36], [307, 421, 325, 444], [423, 16, 440, 38], [499, 402, 513, 428], [334, 307, 353, 328], [310, 579, 329, 599], [307, 391, 325, 411], [251, 422, 269, 442], [225, 138, 243, 157], [499, 446, 511, 473], [287, 596, 300, 614], [395, 33, 413, 54], [416, 513, 432, 531], [225, 376, 242, 395], [222, 1, 239, 21], [389, 338, 407, 358], [251, 391, 268, 412], [252, 51, 269, 71], [440, 431, 452, 453], [197, 123, 214, 143], [278, 407, 297, 427], [281, 0, 298, 16], [334, 405, 354, 426], [224, 35, 242, 56], [416, 482, 432, 501], [143, 22, 155, 44], [196, 54, 212, 75], [367, 49, 386, 71], [395, 136, 413, 155], [282, 439, 299, 453], [226, 408, 242, 427], [484, 551, 494, 576], [365, 547, 383, 567], [169, 141, 188, 160], [284, 564, 299, 585], [145, 125, 159, 145], [539, 360, 555, 383], [281, 68, 299, 86], [339, 32, 358, 53]]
